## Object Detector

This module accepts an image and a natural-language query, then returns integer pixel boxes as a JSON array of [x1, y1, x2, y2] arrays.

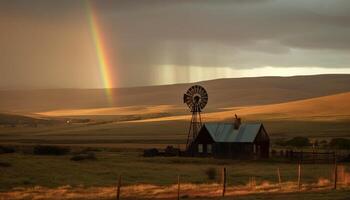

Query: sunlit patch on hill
[[37, 105, 181, 117], [125, 92, 350, 123]]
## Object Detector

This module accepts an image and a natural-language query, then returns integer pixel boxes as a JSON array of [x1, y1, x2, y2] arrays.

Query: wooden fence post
[[249, 176, 256, 190], [253, 176, 256, 189], [339, 165, 345, 185], [297, 162, 301, 190], [177, 175, 180, 200], [116, 175, 121, 200], [277, 167, 282, 188], [222, 167, 226, 197], [249, 177, 252, 188], [334, 156, 338, 190]]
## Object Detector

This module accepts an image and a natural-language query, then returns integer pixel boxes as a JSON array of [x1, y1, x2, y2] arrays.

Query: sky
[[1, 0, 350, 89]]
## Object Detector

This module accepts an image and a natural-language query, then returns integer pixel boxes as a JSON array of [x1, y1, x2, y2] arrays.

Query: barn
[[190, 117, 270, 159]]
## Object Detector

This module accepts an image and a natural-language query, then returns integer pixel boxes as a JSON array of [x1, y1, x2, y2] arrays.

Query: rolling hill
[[207, 91, 350, 121], [117, 91, 350, 123], [0, 113, 56, 126], [1, 74, 350, 113], [1, 74, 350, 144]]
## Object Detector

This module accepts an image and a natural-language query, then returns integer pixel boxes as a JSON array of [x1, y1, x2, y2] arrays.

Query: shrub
[[70, 152, 96, 161], [287, 137, 311, 147], [22, 179, 32, 185], [0, 161, 11, 167], [329, 138, 350, 149], [319, 140, 329, 148], [33, 145, 70, 155], [0, 146, 16, 154], [275, 138, 287, 146], [164, 146, 180, 156], [79, 147, 102, 153], [181, 195, 189, 199], [143, 148, 159, 157], [320, 140, 328, 145], [205, 167, 217, 180]]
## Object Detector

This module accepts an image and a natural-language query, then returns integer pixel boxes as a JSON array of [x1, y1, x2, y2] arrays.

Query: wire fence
[[114, 161, 350, 200]]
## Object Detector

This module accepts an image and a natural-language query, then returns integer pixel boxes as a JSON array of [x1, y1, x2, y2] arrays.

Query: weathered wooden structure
[[190, 117, 270, 159]]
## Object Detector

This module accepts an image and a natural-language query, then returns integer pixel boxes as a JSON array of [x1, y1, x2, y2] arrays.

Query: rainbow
[[86, 1, 116, 104]]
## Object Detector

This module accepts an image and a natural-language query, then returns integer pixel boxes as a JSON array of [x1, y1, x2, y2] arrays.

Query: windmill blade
[[183, 93, 190, 103], [198, 86, 205, 95], [184, 85, 208, 110], [195, 85, 200, 94]]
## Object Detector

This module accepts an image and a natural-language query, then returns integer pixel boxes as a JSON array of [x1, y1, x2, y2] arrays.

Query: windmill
[[183, 85, 208, 150]]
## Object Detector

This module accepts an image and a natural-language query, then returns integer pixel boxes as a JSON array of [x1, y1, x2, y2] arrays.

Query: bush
[[275, 138, 288, 146], [320, 140, 328, 145], [164, 146, 180, 156], [73, 147, 102, 155], [205, 167, 217, 180], [33, 145, 70, 155], [70, 152, 96, 161], [0, 146, 16, 154], [0, 161, 11, 167], [287, 137, 311, 147], [143, 148, 159, 157], [277, 137, 311, 147], [329, 138, 350, 149]]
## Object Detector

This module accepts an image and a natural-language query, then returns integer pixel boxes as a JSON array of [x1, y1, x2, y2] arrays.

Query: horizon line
[[1, 73, 350, 91]]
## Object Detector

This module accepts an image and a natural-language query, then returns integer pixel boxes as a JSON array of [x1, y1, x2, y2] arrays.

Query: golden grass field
[[1, 182, 350, 200], [1, 91, 350, 146], [0, 75, 350, 143], [34, 91, 350, 123], [1, 150, 350, 199], [1, 75, 350, 199]]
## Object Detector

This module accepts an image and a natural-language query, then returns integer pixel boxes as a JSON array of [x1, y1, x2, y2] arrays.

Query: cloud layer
[[1, 0, 350, 88]]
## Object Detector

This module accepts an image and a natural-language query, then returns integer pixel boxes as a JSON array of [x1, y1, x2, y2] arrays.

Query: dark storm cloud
[[0, 0, 350, 88], [101, 0, 350, 72], [281, 30, 350, 50]]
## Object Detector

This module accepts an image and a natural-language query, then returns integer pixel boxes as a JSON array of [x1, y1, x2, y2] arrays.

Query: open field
[[1, 75, 350, 199], [1, 120, 350, 146], [1, 92, 350, 147], [0, 150, 350, 199], [1, 150, 349, 189], [1, 76, 350, 147], [1, 75, 350, 147], [1, 184, 350, 200]]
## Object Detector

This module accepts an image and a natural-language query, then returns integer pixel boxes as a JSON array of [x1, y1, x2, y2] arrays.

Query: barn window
[[207, 144, 212, 153], [198, 144, 203, 153]]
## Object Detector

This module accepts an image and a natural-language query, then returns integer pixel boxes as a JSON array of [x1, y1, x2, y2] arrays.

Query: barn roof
[[202, 123, 263, 143]]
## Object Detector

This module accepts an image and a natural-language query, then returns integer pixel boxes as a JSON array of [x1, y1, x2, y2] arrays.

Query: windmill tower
[[183, 85, 208, 150]]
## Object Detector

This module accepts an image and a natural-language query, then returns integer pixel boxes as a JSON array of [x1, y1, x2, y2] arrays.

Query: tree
[[329, 138, 350, 149], [285, 137, 311, 147]]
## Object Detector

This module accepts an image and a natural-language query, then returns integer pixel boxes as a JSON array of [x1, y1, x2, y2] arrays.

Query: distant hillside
[[207, 91, 350, 121], [1, 74, 350, 113], [123, 92, 350, 123], [0, 113, 55, 126]]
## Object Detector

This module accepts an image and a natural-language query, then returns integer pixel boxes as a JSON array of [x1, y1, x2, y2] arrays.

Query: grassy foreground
[[1, 149, 348, 190], [221, 189, 350, 200]]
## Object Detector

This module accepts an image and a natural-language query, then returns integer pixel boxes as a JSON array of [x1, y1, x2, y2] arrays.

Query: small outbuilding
[[190, 116, 270, 159]]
